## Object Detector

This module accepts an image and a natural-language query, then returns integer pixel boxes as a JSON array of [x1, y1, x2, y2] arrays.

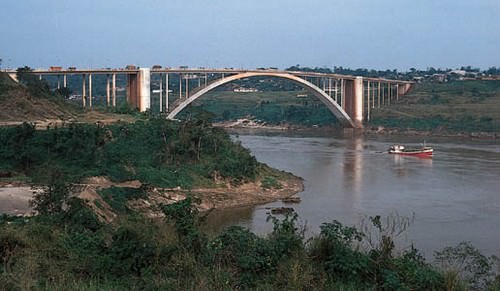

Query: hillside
[[0, 72, 80, 122], [369, 80, 500, 133], [0, 72, 135, 126], [181, 80, 500, 133]]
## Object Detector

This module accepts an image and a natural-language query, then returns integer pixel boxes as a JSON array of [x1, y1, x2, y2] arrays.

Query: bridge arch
[[166, 72, 356, 128]]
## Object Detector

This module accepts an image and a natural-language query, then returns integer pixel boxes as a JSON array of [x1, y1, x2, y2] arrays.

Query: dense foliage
[[0, 117, 258, 187], [1, 197, 499, 290]]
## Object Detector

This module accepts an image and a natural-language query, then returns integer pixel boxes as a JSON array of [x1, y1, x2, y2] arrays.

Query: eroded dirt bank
[[0, 175, 304, 221]]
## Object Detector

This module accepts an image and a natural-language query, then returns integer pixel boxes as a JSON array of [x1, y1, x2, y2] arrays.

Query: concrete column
[[328, 78, 332, 97], [185, 76, 189, 98], [352, 77, 363, 127], [372, 83, 375, 108], [82, 74, 86, 108], [334, 80, 338, 101], [367, 81, 370, 121], [106, 74, 110, 107], [340, 79, 345, 109], [342, 78, 363, 128], [165, 73, 170, 112], [377, 82, 381, 108], [404, 83, 411, 95], [127, 73, 138, 107], [166, 73, 169, 112], [63, 74, 67, 88], [89, 74, 92, 108], [159, 73, 163, 112], [387, 84, 390, 105], [137, 68, 151, 112], [112, 73, 116, 107], [57, 75, 61, 90], [179, 73, 182, 99]]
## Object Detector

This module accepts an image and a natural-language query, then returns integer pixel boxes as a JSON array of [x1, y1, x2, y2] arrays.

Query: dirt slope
[[0, 72, 135, 126]]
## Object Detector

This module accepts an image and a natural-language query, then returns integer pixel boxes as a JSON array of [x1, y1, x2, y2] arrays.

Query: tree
[[16, 66, 51, 97], [30, 168, 73, 215]]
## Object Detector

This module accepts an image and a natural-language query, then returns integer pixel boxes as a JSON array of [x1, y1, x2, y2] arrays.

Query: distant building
[[431, 74, 446, 83], [412, 76, 425, 83], [233, 87, 258, 93]]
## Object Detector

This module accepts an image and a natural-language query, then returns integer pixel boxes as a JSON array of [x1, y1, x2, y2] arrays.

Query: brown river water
[[206, 132, 500, 258]]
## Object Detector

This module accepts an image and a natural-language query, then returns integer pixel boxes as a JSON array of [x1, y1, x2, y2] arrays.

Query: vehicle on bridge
[[49, 66, 62, 71]]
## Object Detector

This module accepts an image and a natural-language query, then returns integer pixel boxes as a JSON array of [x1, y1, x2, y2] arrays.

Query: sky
[[1, 0, 499, 71]]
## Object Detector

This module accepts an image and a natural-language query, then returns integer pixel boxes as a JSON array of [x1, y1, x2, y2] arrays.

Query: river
[[207, 131, 500, 258]]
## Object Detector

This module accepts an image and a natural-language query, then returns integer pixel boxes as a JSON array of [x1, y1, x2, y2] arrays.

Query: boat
[[388, 144, 433, 157]]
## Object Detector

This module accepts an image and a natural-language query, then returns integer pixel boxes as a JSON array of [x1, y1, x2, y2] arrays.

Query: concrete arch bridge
[[9, 67, 412, 128]]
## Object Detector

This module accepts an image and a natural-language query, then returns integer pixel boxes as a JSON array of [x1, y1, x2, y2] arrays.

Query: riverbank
[[215, 119, 499, 139], [0, 173, 304, 219]]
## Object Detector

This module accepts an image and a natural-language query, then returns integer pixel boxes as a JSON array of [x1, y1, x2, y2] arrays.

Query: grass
[[159, 80, 500, 133], [369, 80, 500, 132]]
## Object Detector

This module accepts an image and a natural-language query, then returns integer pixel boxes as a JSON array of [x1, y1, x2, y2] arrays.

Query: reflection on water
[[391, 155, 433, 177], [343, 136, 364, 194], [208, 133, 500, 257]]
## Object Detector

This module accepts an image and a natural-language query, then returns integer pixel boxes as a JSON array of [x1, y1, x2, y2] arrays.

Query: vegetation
[[1, 194, 499, 290], [183, 90, 340, 127], [369, 80, 500, 133], [0, 117, 259, 187]]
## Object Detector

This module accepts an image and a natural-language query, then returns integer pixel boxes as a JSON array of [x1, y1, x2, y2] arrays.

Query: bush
[[435, 241, 496, 290], [109, 226, 156, 276], [98, 186, 146, 213], [209, 226, 273, 286], [261, 176, 282, 189]]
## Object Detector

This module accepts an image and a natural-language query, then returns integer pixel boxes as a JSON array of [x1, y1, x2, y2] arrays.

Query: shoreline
[[2, 117, 496, 139], [0, 174, 304, 219], [215, 121, 499, 139]]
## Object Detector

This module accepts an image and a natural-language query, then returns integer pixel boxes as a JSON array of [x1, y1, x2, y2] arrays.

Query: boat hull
[[388, 149, 433, 157], [388, 145, 433, 158]]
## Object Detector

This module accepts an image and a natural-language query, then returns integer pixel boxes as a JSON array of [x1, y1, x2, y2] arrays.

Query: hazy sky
[[1, 0, 499, 70]]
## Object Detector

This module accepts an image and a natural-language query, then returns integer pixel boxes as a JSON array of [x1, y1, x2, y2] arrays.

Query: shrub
[[435, 241, 496, 290], [97, 186, 146, 213], [261, 176, 282, 189]]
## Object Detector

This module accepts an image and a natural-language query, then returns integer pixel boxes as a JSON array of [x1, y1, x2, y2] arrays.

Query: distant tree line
[[285, 64, 500, 81]]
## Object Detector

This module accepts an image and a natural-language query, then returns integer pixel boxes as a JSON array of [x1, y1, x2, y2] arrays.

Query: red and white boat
[[388, 144, 433, 158]]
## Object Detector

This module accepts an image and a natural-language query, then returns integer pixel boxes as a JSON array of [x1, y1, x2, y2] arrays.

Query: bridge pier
[[106, 74, 110, 107], [82, 74, 86, 108], [89, 73, 92, 108], [343, 77, 364, 128], [126, 68, 151, 112], [112, 73, 116, 107]]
